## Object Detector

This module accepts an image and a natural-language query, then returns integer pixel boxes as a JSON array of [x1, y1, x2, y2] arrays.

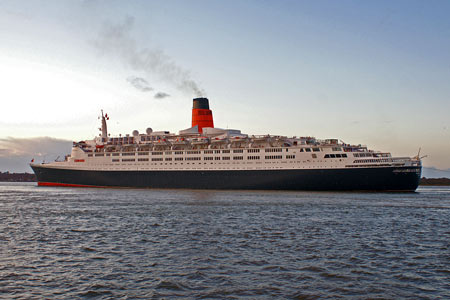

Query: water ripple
[[0, 183, 449, 299]]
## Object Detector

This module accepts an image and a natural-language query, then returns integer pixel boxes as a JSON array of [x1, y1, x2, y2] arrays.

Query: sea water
[[1, 182, 449, 299]]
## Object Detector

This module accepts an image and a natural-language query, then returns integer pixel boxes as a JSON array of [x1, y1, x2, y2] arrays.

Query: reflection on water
[[1, 183, 449, 299]]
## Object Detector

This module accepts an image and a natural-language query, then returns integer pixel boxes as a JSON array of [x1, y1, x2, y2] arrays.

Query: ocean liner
[[31, 98, 421, 191]]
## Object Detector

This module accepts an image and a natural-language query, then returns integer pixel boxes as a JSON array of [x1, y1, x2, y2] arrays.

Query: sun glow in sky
[[1, 0, 449, 172]]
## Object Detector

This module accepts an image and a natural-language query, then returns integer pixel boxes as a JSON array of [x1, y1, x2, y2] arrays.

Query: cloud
[[126, 76, 153, 92], [93, 16, 205, 97], [154, 92, 170, 99], [0, 137, 72, 172]]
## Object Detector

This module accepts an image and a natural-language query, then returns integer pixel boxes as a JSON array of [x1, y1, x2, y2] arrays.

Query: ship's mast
[[101, 110, 108, 140]]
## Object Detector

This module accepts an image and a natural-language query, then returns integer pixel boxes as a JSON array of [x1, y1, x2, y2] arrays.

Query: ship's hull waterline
[[32, 165, 421, 191]]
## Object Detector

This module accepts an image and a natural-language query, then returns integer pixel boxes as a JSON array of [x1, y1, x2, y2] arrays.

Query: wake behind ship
[[31, 98, 422, 191]]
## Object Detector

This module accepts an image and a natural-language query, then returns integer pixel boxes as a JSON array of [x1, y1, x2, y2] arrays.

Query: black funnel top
[[193, 98, 210, 109]]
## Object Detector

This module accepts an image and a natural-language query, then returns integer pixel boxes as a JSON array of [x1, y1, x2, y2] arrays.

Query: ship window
[[233, 149, 244, 153], [165, 151, 172, 155], [151, 158, 163, 161], [312, 154, 317, 159], [222, 150, 230, 153], [335, 154, 342, 158], [95, 153, 104, 157], [204, 157, 213, 160], [342, 154, 347, 158], [88, 154, 93, 157], [165, 158, 172, 161], [300, 148, 304, 152], [332, 147, 342, 151], [138, 152, 149, 155], [112, 153, 120, 156], [204, 150, 214, 154], [112, 159, 119, 162], [214, 150, 221, 154], [286, 155, 295, 159], [324, 154, 330, 158], [305, 148, 311, 152], [122, 152, 135, 156], [312, 148, 320, 152], [138, 158, 149, 162], [222, 157, 230, 160], [175, 157, 183, 161], [214, 157, 221, 160], [330, 154, 336, 158], [174, 151, 183, 155], [152, 151, 163, 155]]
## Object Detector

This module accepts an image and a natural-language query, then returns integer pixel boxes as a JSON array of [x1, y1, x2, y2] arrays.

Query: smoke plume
[[93, 17, 205, 97], [154, 92, 170, 99], [126, 76, 153, 92]]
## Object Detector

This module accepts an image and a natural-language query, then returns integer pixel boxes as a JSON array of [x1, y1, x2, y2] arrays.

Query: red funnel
[[192, 98, 214, 133]]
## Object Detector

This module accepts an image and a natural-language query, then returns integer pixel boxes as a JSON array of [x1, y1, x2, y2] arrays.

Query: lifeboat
[[191, 137, 209, 145], [251, 135, 270, 142], [211, 137, 227, 143], [172, 138, 188, 145]]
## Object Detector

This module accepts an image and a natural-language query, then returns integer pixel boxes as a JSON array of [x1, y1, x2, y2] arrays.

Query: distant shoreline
[[0, 172, 36, 182], [419, 177, 450, 186], [1, 172, 449, 186]]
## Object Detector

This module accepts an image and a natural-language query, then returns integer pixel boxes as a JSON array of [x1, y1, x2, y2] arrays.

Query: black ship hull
[[31, 165, 421, 191]]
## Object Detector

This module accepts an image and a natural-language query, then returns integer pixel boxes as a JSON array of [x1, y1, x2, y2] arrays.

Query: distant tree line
[[0, 172, 36, 182], [419, 177, 450, 186]]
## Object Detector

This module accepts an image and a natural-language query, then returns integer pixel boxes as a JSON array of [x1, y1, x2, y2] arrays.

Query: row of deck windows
[[324, 154, 348, 158], [354, 159, 390, 163], [111, 155, 301, 162], [94, 147, 348, 157], [265, 148, 283, 152], [93, 149, 305, 157], [89, 152, 320, 162], [186, 157, 201, 161], [247, 149, 260, 153], [90, 148, 352, 159], [300, 148, 320, 152], [122, 158, 135, 162], [265, 155, 282, 159], [353, 153, 373, 158]]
